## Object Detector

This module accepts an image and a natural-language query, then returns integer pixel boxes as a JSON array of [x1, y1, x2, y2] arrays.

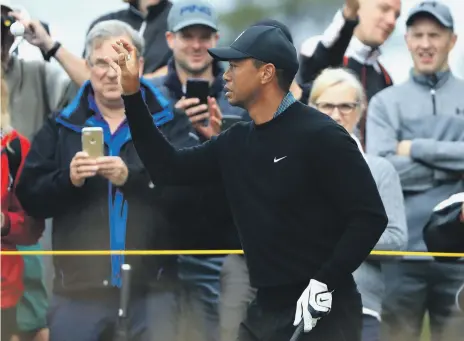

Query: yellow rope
[[1, 249, 463, 257]]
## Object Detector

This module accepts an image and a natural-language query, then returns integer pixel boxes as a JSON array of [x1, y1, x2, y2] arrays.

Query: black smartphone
[[186, 78, 209, 105], [186, 78, 210, 125], [221, 115, 243, 131]]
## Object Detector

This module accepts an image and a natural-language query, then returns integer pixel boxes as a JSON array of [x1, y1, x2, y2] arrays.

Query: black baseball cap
[[406, 0, 454, 30], [251, 19, 293, 44], [207, 25, 299, 77]]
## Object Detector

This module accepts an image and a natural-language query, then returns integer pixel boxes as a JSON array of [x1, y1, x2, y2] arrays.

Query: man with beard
[[147, 1, 247, 341]]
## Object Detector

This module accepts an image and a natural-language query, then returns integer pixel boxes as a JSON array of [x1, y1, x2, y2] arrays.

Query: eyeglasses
[[315, 102, 360, 115], [89, 59, 112, 70]]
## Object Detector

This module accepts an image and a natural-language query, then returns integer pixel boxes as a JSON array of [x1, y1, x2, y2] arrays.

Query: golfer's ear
[[261, 64, 275, 85]]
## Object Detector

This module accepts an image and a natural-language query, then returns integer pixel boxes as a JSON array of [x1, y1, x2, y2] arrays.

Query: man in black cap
[[109, 25, 388, 341]]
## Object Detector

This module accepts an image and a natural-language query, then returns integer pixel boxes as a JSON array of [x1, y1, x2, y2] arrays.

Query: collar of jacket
[[129, 0, 170, 20], [57, 78, 173, 129], [346, 36, 382, 72], [410, 69, 452, 89], [163, 58, 226, 100]]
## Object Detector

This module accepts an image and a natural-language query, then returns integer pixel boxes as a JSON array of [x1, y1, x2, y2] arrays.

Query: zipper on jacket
[[430, 88, 436, 115]]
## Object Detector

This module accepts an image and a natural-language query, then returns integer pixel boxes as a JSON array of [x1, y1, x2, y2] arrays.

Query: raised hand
[[106, 38, 140, 96], [343, 0, 360, 20]]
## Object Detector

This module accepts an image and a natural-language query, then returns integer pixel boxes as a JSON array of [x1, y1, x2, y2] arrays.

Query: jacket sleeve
[[44, 62, 72, 112], [372, 159, 408, 251], [15, 116, 83, 219], [411, 139, 464, 172], [365, 93, 458, 192], [299, 9, 358, 84], [2, 193, 45, 246], [312, 124, 388, 289], [1, 138, 45, 245], [123, 91, 223, 186]]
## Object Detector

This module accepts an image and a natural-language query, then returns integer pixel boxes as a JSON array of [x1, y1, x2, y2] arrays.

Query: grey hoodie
[[366, 70, 464, 255]]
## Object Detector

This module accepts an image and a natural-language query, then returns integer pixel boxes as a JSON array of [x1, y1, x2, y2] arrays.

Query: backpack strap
[[378, 63, 392, 86], [343, 55, 349, 67], [343, 56, 392, 85]]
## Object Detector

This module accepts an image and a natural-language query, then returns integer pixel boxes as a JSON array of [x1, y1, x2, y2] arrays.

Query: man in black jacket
[[299, 0, 401, 147], [109, 23, 388, 341]]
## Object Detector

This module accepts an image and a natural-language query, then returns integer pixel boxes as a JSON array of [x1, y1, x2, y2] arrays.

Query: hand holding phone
[[175, 97, 210, 125], [69, 151, 99, 187]]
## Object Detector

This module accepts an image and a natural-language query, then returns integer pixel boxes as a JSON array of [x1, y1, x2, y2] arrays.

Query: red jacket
[[1, 130, 44, 309]]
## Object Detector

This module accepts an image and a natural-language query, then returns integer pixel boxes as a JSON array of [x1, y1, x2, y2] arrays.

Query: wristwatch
[[43, 41, 61, 62]]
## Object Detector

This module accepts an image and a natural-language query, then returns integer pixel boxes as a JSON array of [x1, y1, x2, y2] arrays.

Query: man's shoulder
[[146, 75, 167, 88], [369, 79, 412, 105], [447, 74, 464, 88], [91, 9, 132, 25]]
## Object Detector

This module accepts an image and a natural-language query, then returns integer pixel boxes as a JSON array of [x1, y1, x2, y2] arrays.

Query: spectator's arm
[[366, 94, 438, 192], [1, 193, 45, 245], [410, 139, 464, 172], [1, 138, 45, 244], [299, 9, 358, 84], [15, 116, 83, 219], [44, 61, 74, 112], [372, 160, 408, 251], [9, 13, 90, 87], [51, 45, 90, 87]]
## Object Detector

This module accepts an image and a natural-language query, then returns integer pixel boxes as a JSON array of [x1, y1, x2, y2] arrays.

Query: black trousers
[[238, 284, 362, 341]]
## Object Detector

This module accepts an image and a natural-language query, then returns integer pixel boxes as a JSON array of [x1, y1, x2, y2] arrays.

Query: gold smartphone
[[82, 127, 104, 158]]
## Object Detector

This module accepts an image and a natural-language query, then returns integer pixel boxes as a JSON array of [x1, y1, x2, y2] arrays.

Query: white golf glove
[[293, 279, 332, 332]]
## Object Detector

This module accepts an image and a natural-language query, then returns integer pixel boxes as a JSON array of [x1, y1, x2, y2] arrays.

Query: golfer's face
[[223, 59, 260, 107]]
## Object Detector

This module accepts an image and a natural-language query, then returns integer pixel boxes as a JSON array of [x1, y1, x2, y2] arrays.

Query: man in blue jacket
[[16, 20, 179, 341]]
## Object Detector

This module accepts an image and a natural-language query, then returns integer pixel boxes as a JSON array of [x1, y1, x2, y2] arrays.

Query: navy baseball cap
[[208, 25, 299, 77], [167, 0, 218, 33], [406, 0, 454, 30]]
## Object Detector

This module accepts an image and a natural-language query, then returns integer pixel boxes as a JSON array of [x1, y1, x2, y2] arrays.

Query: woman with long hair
[[1, 75, 45, 340]]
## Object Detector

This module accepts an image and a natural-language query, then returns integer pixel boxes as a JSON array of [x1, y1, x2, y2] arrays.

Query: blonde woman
[[309, 67, 408, 341], [1, 76, 44, 341]]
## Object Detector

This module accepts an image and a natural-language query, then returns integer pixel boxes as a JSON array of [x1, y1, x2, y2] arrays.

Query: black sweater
[[123, 92, 388, 291]]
